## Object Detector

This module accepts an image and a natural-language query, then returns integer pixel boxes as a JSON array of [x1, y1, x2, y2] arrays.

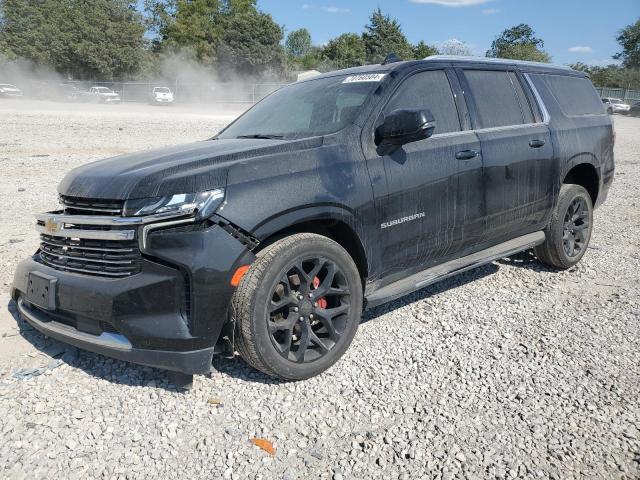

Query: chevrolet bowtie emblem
[[44, 218, 61, 234]]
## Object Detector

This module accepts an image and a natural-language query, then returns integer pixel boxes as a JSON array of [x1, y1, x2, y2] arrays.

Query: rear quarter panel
[[528, 73, 614, 207]]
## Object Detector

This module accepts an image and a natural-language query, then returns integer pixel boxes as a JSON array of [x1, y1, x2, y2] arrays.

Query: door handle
[[455, 150, 478, 160], [529, 139, 546, 148]]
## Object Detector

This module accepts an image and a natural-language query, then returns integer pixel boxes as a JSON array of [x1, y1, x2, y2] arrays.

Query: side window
[[383, 70, 461, 135], [464, 70, 534, 128], [508, 72, 536, 124], [532, 74, 606, 116]]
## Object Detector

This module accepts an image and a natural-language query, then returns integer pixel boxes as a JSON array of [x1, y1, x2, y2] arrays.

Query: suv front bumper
[[11, 221, 256, 374], [15, 295, 215, 374]]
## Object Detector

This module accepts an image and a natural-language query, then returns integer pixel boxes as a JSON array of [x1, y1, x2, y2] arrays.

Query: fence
[[14, 79, 290, 105], [67, 80, 289, 104], [595, 87, 640, 103]]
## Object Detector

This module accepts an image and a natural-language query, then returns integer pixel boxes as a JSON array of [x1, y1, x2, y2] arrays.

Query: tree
[[286, 28, 312, 58], [145, 0, 223, 64], [486, 24, 551, 62], [0, 0, 148, 79], [217, 10, 284, 77], [439, 39, 472, 56], [571, 63, 640, 90], [362, 8, 412, 63], [614, 18, 640, 68], [412, 40, 439, 59], [322, 33, 366, 69], [145, 0, 284, 77]]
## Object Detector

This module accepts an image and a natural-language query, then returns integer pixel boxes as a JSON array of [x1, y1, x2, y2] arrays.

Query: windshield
[[217, 74, 383, 140], [94, 87, 111, 92], [611, 98, 623, 103], [154, 87, 170, 93]]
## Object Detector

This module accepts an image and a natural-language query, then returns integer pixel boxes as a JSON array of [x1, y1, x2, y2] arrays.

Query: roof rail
[[423, 55, 573, 71]]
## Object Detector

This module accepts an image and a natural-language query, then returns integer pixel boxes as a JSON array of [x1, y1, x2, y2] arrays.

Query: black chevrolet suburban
[[12, 56, 614, 382]]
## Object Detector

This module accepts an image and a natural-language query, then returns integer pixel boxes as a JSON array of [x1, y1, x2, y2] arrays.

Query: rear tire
[[535, 184, 593, 269], [232, 233, 363, 380]]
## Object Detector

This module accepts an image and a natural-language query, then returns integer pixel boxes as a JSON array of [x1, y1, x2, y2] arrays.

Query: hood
[[58, 137, 323, 200]]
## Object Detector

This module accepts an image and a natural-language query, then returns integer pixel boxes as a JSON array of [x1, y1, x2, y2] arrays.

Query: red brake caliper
[[312, 277, 327, 309]]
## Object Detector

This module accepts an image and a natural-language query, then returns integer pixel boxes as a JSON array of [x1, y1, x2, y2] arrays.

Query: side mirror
[[375, 108, 436, 155]]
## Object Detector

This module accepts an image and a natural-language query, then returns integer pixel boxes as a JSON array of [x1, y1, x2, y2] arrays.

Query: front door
[[363, 68, 483, 284]]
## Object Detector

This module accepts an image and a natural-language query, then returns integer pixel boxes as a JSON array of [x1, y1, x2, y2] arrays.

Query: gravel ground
[[0, 101, 638, 479]]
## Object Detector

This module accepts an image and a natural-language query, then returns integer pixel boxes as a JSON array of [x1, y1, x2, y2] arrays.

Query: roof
[[423, 55, 574, 71], [301, 55, 579, 83]]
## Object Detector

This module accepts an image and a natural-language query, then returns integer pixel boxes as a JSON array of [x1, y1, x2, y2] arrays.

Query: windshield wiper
[[235, 134, 284, 140]]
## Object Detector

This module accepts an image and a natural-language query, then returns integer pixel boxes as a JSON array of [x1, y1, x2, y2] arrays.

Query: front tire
[[232, 233, 363, 380], [535, 184, 593, 269]]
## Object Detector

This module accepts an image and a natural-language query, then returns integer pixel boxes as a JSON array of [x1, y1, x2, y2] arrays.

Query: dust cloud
[[0, 53, 285, 112]]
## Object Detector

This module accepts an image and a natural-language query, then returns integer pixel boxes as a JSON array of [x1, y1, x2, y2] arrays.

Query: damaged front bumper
[[11, 211, 256, 374]]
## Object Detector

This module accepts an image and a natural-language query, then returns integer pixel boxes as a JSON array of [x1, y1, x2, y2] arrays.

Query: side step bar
[[365, 231, 545, 309]]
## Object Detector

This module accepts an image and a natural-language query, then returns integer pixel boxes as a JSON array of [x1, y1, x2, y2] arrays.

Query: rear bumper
[[11, 222, 255, 374]]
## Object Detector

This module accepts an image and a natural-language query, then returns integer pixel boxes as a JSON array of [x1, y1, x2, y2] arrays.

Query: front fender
[[251, 204, 359, 240]]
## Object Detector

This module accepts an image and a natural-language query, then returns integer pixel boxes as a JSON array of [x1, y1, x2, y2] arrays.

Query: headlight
[[123, 189, 225, 219]]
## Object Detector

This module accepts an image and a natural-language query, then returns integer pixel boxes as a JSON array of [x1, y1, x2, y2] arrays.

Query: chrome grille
[[60, 195, 124, 216], [34, 207, 193, 278], [38, 234, 141, 277]]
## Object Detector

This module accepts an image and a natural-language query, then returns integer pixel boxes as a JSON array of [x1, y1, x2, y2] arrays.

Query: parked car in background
[[601, 97, 630, 115], [149, 86, 174, 105], [627, 101, 640, 117], [89, 86, 121, 104], [0, 84, 23, 98]]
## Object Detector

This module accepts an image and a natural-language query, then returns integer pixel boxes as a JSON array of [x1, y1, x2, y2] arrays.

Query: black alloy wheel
[[562, 197, 590, 258], [232, 233, 362, 380], [535, 183, 593, 269], [267, 257, 350, 363]]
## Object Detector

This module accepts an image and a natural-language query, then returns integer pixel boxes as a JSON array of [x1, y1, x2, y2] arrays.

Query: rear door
[[458, 67, 555, 244], [362, 68, 483, 282]]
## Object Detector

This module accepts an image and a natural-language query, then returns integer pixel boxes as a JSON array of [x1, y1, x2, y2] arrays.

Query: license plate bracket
[[26, 272, 57, 310]]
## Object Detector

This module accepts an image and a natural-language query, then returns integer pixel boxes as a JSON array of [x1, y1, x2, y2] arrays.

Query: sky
[[258, 0, 640, 66]]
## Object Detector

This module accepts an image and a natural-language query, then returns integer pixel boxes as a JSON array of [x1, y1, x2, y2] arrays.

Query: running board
[[365, 231, 545, 309]]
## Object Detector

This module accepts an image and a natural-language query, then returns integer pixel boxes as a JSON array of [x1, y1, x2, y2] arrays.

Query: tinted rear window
[[464, 70, 535, 128], [532, 74, 605, 116]]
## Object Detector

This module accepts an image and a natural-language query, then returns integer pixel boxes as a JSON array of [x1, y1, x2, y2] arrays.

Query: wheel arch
[[562, 158, 600, 205], [251, 206, 369, 285]]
